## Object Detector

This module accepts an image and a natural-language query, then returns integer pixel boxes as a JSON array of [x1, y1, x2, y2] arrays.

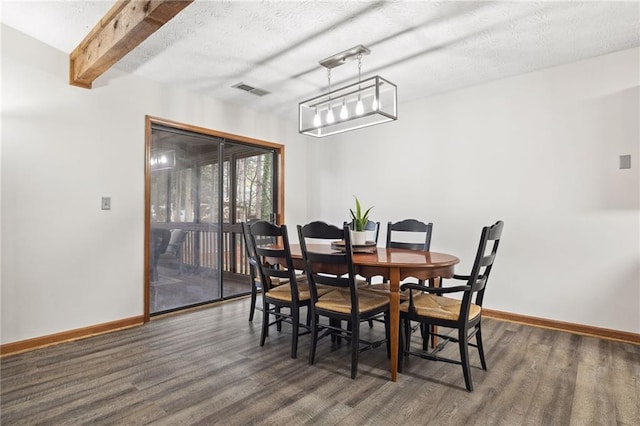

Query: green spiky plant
[[349, 196, 373, 232]]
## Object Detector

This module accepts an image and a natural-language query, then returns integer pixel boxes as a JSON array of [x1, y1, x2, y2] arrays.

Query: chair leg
[[351, 319, 359, 379], [276, 306, 282, 332], [345, 321, 352, 344], [403, 318, 412, 352], [309, 312, 319, 365], [260, 302, 269, 346], [384, 312, 391, 359], [331, 319, 342, 344], [249, 284, 258, 322], [430, 278, 440, 348], [367, 279, 375, 327], [291, 308, 299, 359], [398, 318, 404, 373], [459, 329, 473, 392], [476, 322, 487, 370], [330, 318, 337, 343], [421, 324, 429, 350]]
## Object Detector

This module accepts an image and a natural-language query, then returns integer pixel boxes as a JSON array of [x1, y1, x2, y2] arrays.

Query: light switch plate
[[619, 155, 631, 169], [101, 197, 111, 210]]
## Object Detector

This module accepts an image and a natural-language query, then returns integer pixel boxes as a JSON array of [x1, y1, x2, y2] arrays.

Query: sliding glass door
[[148, 123, 278, 315]]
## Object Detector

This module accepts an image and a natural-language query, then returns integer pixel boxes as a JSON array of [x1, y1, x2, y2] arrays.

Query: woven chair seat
[[316, 288, 389, 314], [355, 278, 370, 288], [266, 279, 333, 302], [360, 282, 410, 300], [259, 274, 306, 287], [400, 293, 481, 321]]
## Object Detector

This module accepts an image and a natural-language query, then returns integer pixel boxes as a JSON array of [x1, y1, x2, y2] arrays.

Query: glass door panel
[[224, 142, 277, 298], [150, 127, 222, 314], [149, 125, 278, 314], [235, 151, 274, 222]]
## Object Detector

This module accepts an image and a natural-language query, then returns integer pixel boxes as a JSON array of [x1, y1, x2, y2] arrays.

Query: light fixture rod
[[319, 45, 371, 69]]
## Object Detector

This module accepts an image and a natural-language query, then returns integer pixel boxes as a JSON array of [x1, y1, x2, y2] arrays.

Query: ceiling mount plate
[[319, 45, 371, 69]]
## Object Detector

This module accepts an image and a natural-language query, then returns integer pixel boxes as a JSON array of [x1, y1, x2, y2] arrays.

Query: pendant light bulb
[[355, 98, 364, 115], [313, 108, 321, 127], [340, 100, 349, 120], [326, 108, 335, 124], [324, 68, 335, 124]]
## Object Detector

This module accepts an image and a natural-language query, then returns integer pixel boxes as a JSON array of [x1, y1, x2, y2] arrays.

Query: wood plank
[[69, 0, 193, 88], [2, 298, 639, 424]]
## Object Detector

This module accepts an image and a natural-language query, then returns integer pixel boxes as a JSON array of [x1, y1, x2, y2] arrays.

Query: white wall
[[0, 25, 309, 344], [306, 47, 640, 333], [2, 23, 638, 345]]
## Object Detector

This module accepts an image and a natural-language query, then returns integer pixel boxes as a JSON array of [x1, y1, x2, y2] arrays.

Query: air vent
[[232, 82, 271, 97], [234, 83, 255, 91]]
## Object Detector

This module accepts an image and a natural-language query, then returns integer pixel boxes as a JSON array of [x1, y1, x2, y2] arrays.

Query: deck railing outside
[[152, 222, 250, 279]]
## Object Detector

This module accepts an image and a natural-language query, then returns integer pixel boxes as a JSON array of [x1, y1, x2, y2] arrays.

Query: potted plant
[[349, 196, 373, 245]]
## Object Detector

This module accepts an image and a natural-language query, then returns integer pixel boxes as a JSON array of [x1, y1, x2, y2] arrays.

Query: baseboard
[[0, 315, 145, 357], [3, 308, 637, 357], [483, 309, 640, 345]]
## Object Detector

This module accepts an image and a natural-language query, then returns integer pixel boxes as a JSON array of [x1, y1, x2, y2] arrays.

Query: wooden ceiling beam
[[69, 0, 193, 89]]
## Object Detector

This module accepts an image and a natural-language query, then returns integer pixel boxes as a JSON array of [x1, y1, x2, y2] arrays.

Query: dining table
[[285, 244, 460, 382]]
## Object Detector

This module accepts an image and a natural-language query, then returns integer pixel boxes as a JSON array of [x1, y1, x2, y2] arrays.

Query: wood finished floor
[[1, 298, 639, 425]]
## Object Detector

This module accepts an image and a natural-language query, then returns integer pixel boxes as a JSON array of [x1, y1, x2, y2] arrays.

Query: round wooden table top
[[290, 244, 460, 268]]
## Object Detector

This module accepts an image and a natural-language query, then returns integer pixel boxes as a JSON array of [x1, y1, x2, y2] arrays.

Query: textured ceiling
[[2, 1, 639, 121]]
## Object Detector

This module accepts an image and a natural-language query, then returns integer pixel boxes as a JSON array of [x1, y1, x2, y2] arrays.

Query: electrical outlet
[[101, 197, 111, 210]]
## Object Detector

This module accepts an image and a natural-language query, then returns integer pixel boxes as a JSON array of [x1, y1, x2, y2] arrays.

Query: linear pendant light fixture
[[299, 45, 397, 137]]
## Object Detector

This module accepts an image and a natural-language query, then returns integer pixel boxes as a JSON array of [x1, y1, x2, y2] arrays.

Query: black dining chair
[[242, 223, 262, 322], [242, 220, 272, 322], [365, 218, 435, 336], [244, 220, 328, 358], [398, 220, 504, 392], [366, 218, 434, 296], [243, 220, 308, 322], [298, 221, 390, 379]]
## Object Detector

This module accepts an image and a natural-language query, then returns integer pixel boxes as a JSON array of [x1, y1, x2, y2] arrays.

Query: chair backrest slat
[[473, 276, 488, 292], [313, 273, 351, 288], [255, 246, 287, 263], [386, 219, 433, 251], [479, 252, 496, 267], [389, 241, 428, 251], [305, 251, 347, 265]]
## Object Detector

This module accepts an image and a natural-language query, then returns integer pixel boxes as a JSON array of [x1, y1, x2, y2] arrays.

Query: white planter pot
[[350, 230, 367, 246]]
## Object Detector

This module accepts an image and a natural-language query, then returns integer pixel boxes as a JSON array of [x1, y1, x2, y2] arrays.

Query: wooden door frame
[[144, 115, 285, 322]]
